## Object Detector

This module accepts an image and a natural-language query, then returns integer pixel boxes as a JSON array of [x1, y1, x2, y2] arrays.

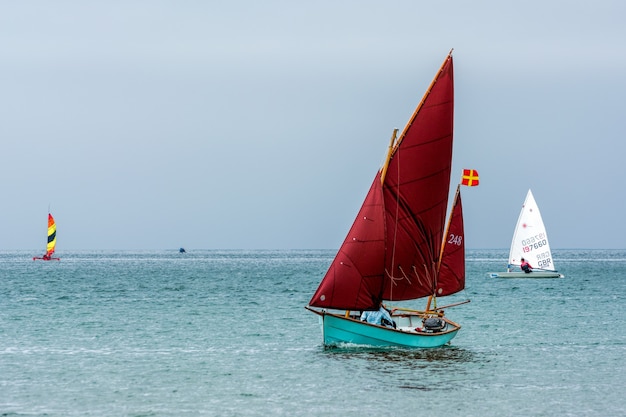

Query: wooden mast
[[380, 128, 398, 185]]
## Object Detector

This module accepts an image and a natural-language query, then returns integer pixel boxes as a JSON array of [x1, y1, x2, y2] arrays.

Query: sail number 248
[[447, 234, 463, 246]]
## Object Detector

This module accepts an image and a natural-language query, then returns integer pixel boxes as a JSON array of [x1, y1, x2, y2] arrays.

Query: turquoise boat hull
[[487, 271, 564, 279], [307, 308, 460, 348]]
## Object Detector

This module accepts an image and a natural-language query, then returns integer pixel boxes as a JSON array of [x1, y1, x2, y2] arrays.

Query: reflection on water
[[320, 345, 483, 391], [324, 344, 474, 364]]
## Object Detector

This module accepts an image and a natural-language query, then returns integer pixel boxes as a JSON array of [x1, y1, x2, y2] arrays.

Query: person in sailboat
[[360, 302, 396, 328], [520, 257, 533, 273]]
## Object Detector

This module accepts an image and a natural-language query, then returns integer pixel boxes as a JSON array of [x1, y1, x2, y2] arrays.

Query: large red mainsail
[[309, 52, 459, 311]]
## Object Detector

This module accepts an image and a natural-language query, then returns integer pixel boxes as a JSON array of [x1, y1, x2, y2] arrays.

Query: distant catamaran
[[33, 213, 60, 261]]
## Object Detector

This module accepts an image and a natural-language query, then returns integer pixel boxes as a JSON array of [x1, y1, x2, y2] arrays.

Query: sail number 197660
[[521, 233, 547, 253], [522, 239, 547, 253]]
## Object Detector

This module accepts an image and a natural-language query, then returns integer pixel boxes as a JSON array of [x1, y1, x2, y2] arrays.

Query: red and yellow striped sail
[[46, 213, 57, 257]]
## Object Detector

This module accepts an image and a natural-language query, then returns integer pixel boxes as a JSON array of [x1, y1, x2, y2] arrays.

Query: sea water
[[0, 249, 624, 416]]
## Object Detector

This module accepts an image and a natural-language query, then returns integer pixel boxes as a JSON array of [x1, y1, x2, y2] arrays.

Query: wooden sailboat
[[488, 189, 563, 278], [33, 213, 60, 261], [306, 51, 475, 348]]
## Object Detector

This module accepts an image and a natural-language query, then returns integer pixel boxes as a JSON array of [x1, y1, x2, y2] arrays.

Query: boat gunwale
[[486, 271, 564, 279], [305, 306, 461, 337]]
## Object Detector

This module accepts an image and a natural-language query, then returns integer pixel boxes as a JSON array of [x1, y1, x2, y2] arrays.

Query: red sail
[[309, 53, 457, 310], [437, 186, 465, 296], [309, 173, 386, 310], [380, 54, 455, 301]]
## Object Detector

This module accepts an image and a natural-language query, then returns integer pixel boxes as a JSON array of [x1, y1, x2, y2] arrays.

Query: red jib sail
[[437, 186, 465, 296], [310, 52, 460, 311]]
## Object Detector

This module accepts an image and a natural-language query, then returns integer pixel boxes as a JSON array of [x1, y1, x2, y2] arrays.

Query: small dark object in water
[[179, 248, 186, 253]]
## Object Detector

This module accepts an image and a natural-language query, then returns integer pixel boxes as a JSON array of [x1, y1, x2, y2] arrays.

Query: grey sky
[[2, 1, 625, 250]]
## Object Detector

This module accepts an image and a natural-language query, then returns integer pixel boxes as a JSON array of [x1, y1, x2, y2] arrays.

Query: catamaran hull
[[487, 271, 564, 279], [308, 309, 460, 348]]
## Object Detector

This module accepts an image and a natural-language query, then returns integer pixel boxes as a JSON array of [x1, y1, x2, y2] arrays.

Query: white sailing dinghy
[[488, 189, 564, 278]]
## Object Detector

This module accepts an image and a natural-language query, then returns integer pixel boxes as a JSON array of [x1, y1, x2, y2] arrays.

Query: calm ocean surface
[[1, 249, 624, 416]]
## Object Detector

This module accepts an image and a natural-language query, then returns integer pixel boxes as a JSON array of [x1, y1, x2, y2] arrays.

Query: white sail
[[508, 189, 556, 271]]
